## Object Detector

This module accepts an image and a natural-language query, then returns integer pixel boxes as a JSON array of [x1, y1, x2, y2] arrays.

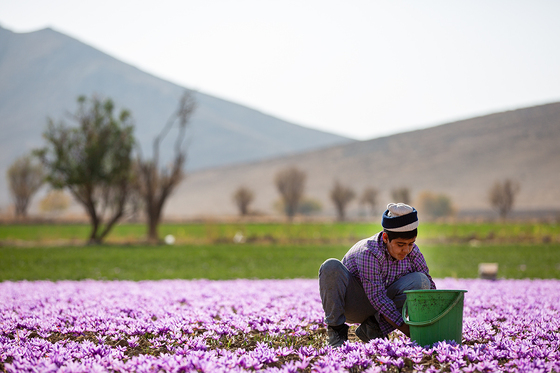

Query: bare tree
[[391, 187, 411, 205], [330, 180, 356, 221], [136, 91, 196, 242], [35, 95, 135, 244], [275, 166, 306, 221], [360, 187, 378, 217], [489, 179, 520, 220], [7, 155, 45, 218], [233, 186, 254, 216]]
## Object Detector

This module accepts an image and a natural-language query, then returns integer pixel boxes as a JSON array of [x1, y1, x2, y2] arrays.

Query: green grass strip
[[1, 243, 559, 282], [1, 221, 558, 244], [0, 244, 347, 281]]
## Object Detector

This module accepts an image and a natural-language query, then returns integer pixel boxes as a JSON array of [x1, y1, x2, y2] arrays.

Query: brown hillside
[[166, 102, 560, 219]]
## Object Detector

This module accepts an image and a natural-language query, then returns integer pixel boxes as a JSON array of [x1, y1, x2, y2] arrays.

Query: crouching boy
[[319, 203, 436, 347]]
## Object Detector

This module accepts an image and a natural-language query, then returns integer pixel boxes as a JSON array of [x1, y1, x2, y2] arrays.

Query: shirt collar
[[371, 231, 399, 262]]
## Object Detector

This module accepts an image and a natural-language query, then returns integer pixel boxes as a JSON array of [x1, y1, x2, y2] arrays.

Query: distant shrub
[[273, 197, 322, 216], [39, 190, 71, 216], [417, 191, 454, 219], [298, 198, 323, 216]]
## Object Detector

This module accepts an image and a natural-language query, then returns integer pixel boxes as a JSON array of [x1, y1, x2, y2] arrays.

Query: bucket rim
[[404, 289, 467, 294]]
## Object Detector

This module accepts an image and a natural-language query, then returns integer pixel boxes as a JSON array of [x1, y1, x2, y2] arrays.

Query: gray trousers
[[319, 258, 431, 326]]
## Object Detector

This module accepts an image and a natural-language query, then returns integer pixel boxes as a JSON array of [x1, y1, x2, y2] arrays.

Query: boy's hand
[[382, 314, 410, 337], [397, 323, 410, 337]]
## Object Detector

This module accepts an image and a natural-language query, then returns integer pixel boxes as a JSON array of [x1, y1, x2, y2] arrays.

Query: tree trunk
[[86, 194, 101, 244], [148, 216, 159, 243], [88, 217, 100, 244], [338, 209, 345, 222], [146, 194, 162, 243], [15, 200, 28, 218]]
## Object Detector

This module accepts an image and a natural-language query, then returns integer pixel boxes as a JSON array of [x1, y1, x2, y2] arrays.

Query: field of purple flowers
[[1, 278, 560, 373]]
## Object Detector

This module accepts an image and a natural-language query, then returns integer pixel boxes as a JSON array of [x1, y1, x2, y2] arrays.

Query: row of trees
[[233, 169, 382, 221], [7, 93, 196, 244], [232, 167, 521, 221], [6, 93, 522, 242]]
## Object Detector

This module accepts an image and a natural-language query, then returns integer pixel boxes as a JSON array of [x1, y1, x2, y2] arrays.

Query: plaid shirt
[[342, 231, 436, 335]]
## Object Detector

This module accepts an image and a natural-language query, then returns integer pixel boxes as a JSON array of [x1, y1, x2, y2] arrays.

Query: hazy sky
[[1, 0, 559, 140]]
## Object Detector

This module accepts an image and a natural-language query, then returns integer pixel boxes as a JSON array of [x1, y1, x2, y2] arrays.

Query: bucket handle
[[402, 292, 464, 327]]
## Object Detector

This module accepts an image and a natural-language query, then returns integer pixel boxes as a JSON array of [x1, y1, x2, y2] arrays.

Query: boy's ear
[[382, 232, 388, 243]]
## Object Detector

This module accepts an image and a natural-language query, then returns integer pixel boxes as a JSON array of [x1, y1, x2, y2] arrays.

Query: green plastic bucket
[[403, 289, 467, 347]]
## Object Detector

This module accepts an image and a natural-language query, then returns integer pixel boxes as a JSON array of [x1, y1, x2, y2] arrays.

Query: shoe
[[327, 324, 349, 348], [355, 316, 384, 343]]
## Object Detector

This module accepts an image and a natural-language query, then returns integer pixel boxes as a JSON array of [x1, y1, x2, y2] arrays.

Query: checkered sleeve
[[355, 250, 403, 335]]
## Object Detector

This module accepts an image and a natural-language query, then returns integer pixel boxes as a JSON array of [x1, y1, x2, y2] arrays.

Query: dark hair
[[383, 228, 418, 242]]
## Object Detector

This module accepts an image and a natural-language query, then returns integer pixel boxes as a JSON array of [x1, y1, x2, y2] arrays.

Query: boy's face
[[382, 232, 416, 261]]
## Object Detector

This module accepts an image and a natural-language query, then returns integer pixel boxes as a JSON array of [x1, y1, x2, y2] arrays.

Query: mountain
[[0, 25, 351, 207], [165, 102, 560, 219]]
